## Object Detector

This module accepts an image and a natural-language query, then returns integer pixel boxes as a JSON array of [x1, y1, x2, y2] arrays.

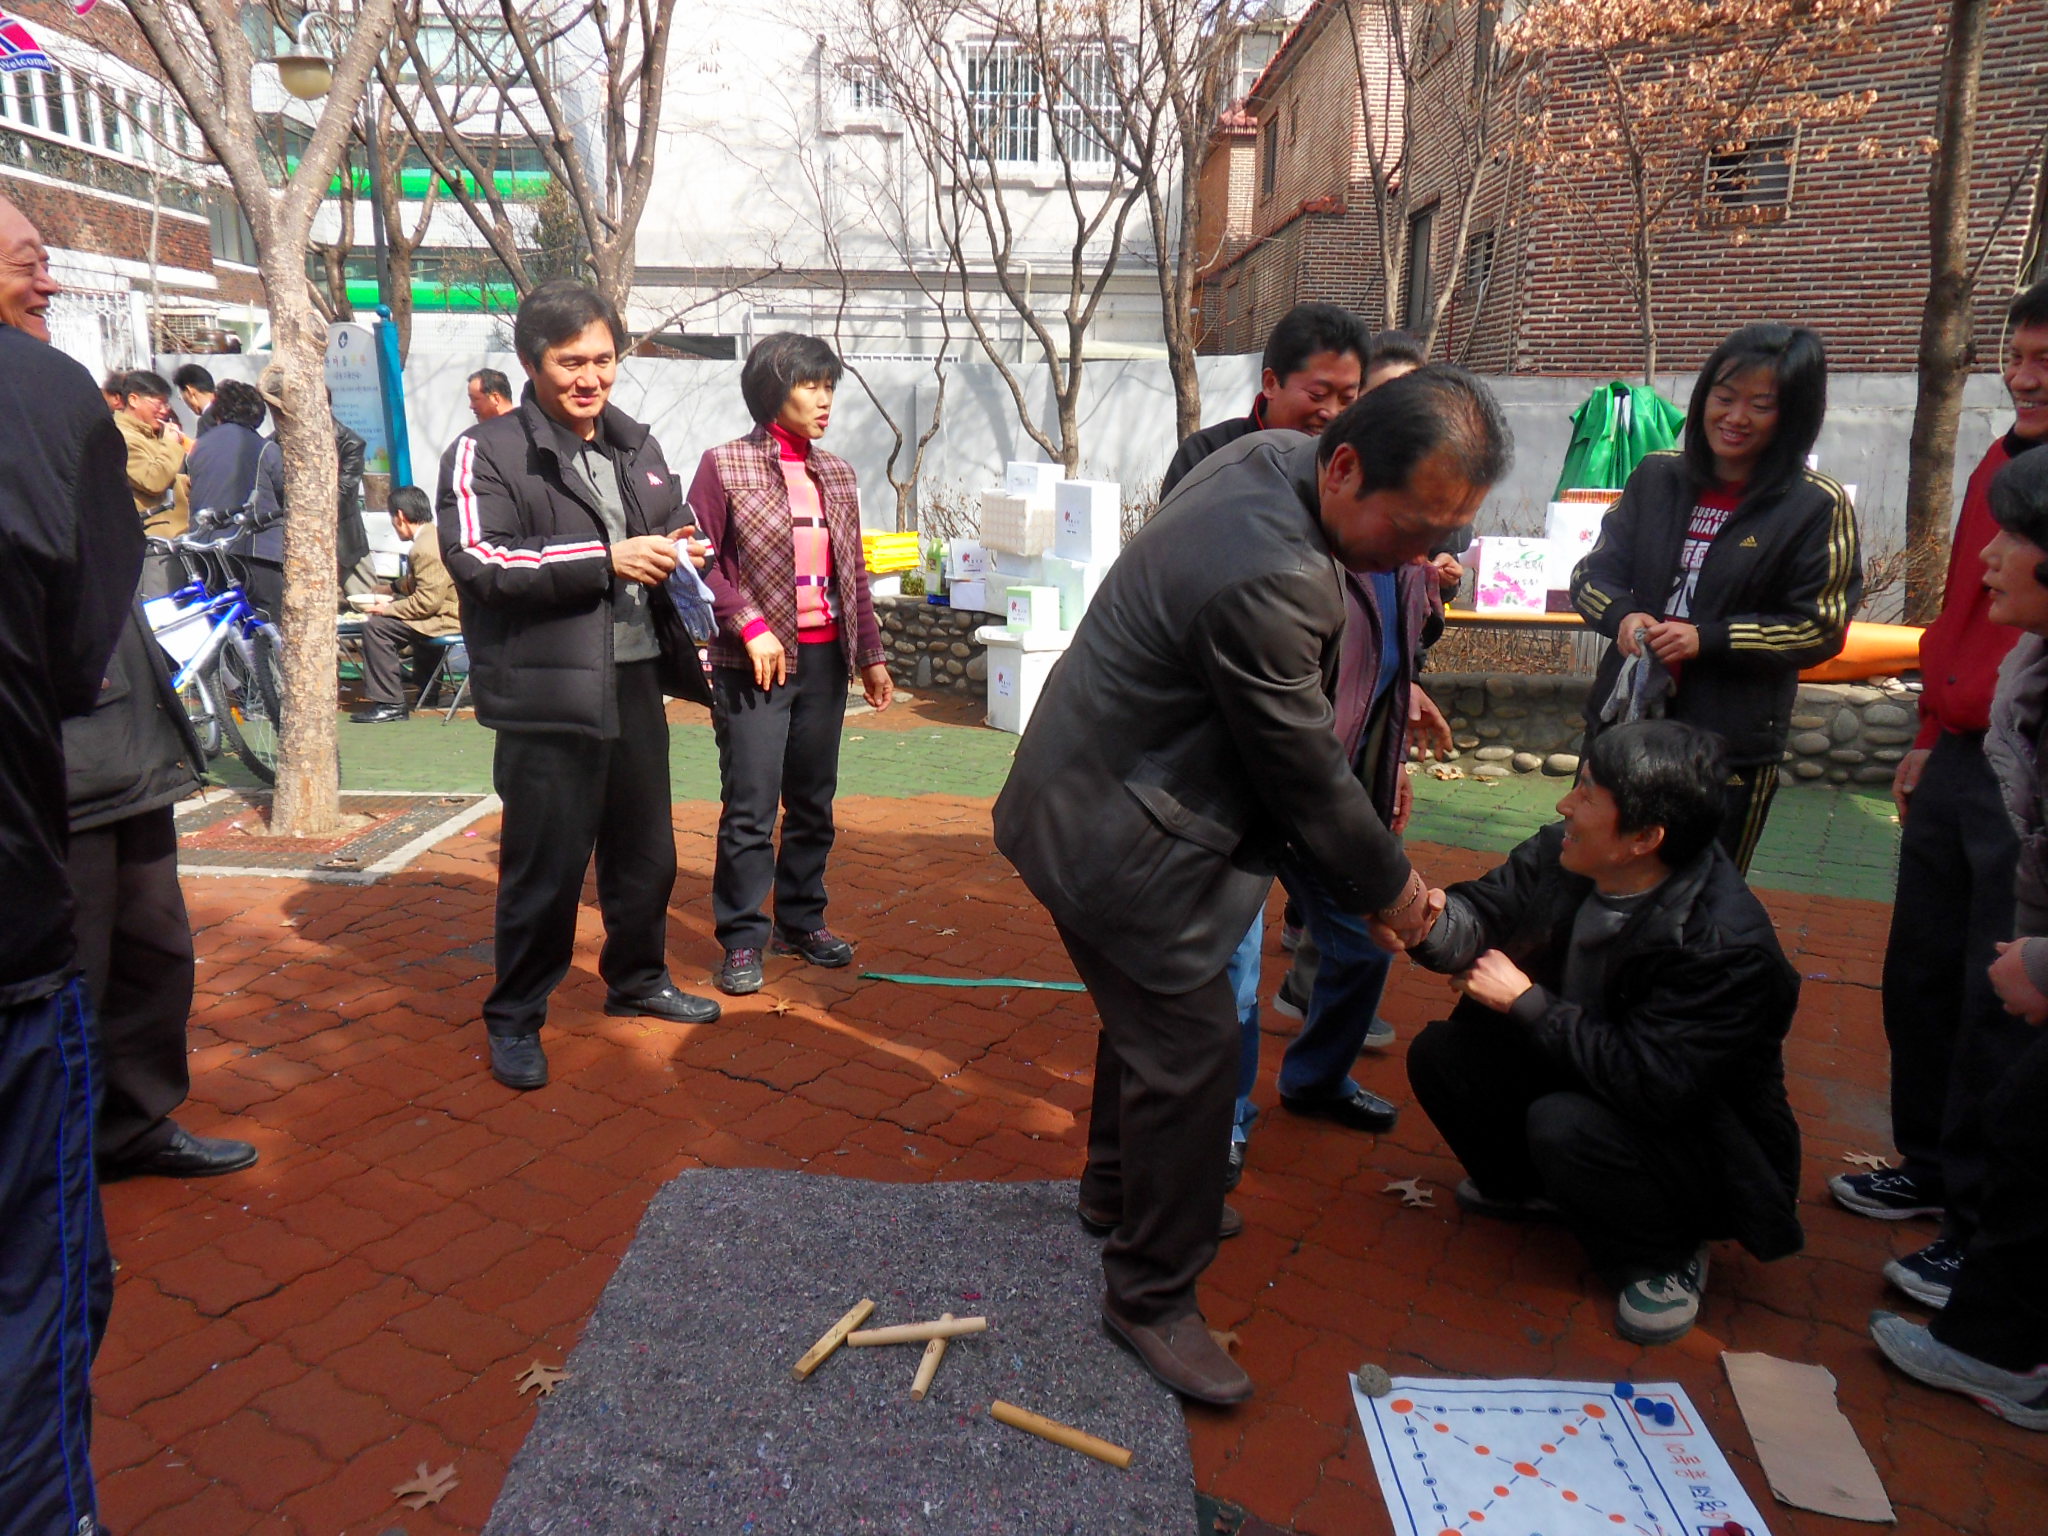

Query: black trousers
[[1881, 731, 2028, 1239], [1407, 1013, 1722, 1280], [1717, 762, 1779, 875], [1931, 1029, 2048, 1370], [359, 613, 438, 708], [66, 808, 193, 1164], [709, 640, 847, 951], [243, 559, 282, 626], [485, 661, 675, 1037], [1058, 920, 1238, 1324]]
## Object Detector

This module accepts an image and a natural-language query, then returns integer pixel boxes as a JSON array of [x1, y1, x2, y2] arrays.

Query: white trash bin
[[975, 624, 1071, 735]]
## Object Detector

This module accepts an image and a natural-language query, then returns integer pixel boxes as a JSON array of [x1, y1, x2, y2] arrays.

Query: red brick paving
[[93, 796, 2042, 1534]]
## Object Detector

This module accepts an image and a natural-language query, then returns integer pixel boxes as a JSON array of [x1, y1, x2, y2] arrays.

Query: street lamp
[[271, 11, 392, 314]]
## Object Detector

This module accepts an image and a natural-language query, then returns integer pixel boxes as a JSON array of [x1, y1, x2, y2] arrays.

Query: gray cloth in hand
[[1600, 640, 1673, 726]]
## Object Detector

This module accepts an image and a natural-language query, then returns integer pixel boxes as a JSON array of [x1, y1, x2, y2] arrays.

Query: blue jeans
[[1266, 861, 1392, 1103], [1226, 912, 1264, 1140], [0, 978, 110, 1536]]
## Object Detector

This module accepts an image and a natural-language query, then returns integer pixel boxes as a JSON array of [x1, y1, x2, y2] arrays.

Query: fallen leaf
[[1427, 763, 1465, 781], [1842, 1150, 1892, 1171], [515, 1360, 569, 1398], [1383, 1177, 1435, 1209], [767, 999, 797, 1016], [936, 927, 959, 936], [1208, 1329, 1240, 1353], [392, 1461, 459, 1509]]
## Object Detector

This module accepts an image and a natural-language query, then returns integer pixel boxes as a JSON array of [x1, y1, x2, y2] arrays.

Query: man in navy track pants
[[0, 192, 143, 1536]]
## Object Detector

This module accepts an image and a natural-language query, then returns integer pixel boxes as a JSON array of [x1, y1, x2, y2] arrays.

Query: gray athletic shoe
[[1616, 1248, 1709, 1344], [1869, 1310, 2048, 1431]]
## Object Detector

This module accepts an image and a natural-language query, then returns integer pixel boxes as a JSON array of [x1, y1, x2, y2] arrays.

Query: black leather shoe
[[1280, 1084, 1400, 1133], [1078, 1199, 1241, 1240], [715, 947, 764, 995], [1224, 1139, 1246, 1192], [604, 984, 721, 1024], [489, 1032, 549, 1090], [770, 927, 855, 968], [348, 703, 408, 724], [1101, 1301, 1253, 1405], [103, 1124, 258, 1179]]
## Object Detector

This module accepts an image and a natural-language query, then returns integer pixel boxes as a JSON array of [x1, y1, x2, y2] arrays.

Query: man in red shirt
[[1834, 281, 2048, 1311]]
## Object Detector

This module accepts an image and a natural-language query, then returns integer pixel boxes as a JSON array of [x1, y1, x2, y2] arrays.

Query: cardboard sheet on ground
[[1353, 1375, 1772, 1536], [485, 1172, 1194, 1534], [1721, 1352, 1893, 1523]]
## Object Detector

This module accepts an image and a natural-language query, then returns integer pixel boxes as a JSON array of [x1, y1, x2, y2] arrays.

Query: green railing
[[343, 278, 520, 313]]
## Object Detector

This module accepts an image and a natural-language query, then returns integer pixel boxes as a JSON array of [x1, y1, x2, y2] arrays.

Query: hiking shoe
[[1454, 1177, 1561, 1223], [715, 947, 764, 995], [1361, 1016, 1396, 1050], [1616, 1248, 1709, 1344], [1271, 975, 1309, 1020], [1830, 1168, 1944, 1221], [1280, 920, 1304, 953], [1870, 1310, 2048, 1431], [1885, 1236, 1963, 1309], [771, 926, 855, 968]]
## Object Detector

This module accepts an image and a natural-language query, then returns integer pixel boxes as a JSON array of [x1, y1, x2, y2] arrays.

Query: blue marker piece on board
[[1613, 1381, 1635, 1399], [1654, 1402, 1676, 1426]]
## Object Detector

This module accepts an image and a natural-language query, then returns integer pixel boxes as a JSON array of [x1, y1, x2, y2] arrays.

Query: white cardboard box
[[988, 548, 1044, 581], [947, 579, 990, 613], [1053, 480, 1121, 565], [947, 539, 990, 578], [1003, 461, 1062, 507], [1005, 584, 1062, 634], [981, 489, 1055, 555], [977, 623, 1072, 734], [1041, 554, 1112, 630]]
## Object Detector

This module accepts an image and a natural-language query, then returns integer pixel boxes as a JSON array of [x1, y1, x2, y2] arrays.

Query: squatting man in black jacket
[[1398, 719, 1804, 1346], [440, 279, 722, 1091]]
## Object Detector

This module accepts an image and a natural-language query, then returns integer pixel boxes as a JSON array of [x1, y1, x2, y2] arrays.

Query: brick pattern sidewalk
[[92, 797, 2034, 1535]]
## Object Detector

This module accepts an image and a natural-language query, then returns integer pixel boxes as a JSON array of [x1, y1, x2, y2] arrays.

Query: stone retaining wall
[[1422, 671, 1921, 786], [875, 595, 1001, 696]]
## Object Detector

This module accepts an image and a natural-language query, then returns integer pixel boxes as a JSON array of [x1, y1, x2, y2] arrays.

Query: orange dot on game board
[[1495, 1486, 1511, 1497], [1563, 1490, 1581, 1503], [1610, 1516, 1627, 1525], [1391, 1399, 1415, 1414], [1434, 1423, 1450, 1433], [1469, 1513, 1486, 1523], [1513, 1463, 1538, 1476], [1541, 1444, 1557, 1453], [1584, 1404, 1607, 1419], [1474, 1445, 1490, 1456], [1563, 1426, 1580, 1436]]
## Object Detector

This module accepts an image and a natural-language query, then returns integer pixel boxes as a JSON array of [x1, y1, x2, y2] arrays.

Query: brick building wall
[[1197, 0, 2048, 378]]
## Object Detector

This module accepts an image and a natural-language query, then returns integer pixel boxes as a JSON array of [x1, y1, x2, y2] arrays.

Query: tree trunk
[[1903, 0, 1990, 623], [262, 272, 343, 839]]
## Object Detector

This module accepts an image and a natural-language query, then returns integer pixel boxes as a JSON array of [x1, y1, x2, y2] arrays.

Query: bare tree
[[1508, 0, 1889, 382], [127, 0, 397, 837], [376, 0, 676, 313], [845, 0, 1150, 475]]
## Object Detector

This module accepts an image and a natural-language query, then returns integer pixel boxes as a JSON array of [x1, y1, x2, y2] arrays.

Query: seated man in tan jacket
[[351, 486, 462, 723]]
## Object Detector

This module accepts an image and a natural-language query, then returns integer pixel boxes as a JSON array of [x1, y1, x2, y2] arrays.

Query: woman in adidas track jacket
[[1571, 324, 1862, 871]]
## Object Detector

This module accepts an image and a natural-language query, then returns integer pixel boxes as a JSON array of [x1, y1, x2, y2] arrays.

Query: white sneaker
[[1616, 1248, 1709, 1344]]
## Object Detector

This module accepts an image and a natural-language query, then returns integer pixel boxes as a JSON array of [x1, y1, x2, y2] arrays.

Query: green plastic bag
[[1553, 383, 1686, 498]]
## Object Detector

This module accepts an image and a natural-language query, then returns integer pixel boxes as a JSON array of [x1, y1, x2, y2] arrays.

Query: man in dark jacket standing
[[440, 279, 720, 1090], [1403, 720, 1803, 1346], [995, 369, 1510, 1404], [0, 191, 144, 1536], [67, 610, 259, 1178]]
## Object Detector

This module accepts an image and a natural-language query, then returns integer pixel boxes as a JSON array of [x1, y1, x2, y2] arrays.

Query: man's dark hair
[[172, 363, 215, 393], [2009, 279, 2048, 333], [1317, 364, 1513, 495], [1369, 330, 1427, 370], [101, 372, 129, 399], [468, 367, 514, 400], [121, 369, 173, 401], [212, 378, 266, 431], [388, 484, 434, 524], [1582, 720, 1728, 869], [1681, 324, 1827, 501], [741, 332, 843, 425], [512, 280, 627, 371], [1262, 303, 1372, 383]]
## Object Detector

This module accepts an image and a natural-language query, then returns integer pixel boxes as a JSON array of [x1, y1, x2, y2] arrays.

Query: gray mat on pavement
[[484, 1170, 1197, 1535]]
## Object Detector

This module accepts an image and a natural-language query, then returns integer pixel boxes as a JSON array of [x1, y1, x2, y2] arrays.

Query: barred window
[[1051, 48, 1120, 165], [965, 42, 1042, 164], [1705, 132, 1795, 215]]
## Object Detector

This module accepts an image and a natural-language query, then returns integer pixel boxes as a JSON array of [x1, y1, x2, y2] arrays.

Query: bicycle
[[144, 519, 285, 786]]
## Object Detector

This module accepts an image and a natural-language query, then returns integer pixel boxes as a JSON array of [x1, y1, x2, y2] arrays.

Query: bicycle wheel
[[181, 672, 225, 760], [215, 624, 284, 785]]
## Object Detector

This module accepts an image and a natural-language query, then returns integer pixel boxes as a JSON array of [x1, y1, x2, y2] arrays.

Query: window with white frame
[[1050, 48, 1122, 165], [964, 41, 1042, 164], [962, 41, 1122, 169]]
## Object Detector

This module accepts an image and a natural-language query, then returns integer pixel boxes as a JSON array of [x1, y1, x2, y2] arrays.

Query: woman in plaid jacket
[[686, 333, 893, 996]]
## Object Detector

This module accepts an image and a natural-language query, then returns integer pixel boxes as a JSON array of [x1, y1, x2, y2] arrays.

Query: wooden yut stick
[[847, 1315, 988, 1346], [791, 1298, 876, 1381], [989, 1400, 1134, 1469], [910, 1313, 954, 1401]]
